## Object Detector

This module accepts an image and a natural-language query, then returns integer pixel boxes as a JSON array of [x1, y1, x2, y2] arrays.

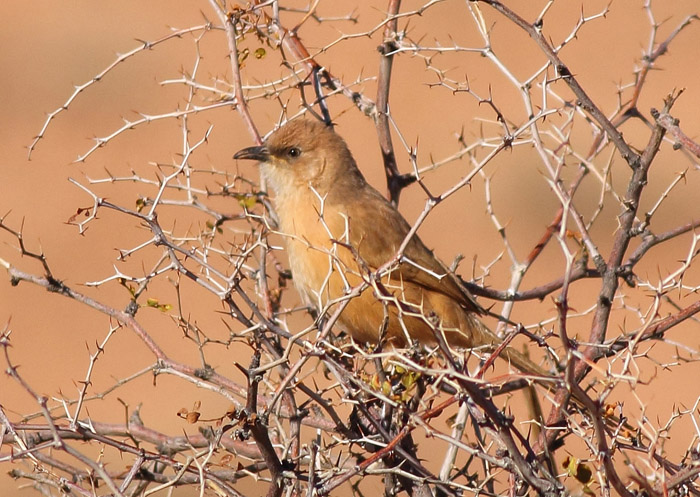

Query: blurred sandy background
[[2, 1, 700, 495]]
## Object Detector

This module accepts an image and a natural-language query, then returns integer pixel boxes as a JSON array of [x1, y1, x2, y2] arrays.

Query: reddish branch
[[656, 109, 700, 159], [209, 0, 262, 144]]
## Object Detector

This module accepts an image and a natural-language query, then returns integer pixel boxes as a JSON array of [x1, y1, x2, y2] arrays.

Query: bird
[[234, 119, 543, 374]]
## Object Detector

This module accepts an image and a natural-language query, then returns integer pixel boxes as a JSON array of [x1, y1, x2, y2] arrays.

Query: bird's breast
[[273, 186, 360, 310]]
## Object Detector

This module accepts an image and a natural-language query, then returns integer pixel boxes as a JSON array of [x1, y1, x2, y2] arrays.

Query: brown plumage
[[235, 119, 540, 373]]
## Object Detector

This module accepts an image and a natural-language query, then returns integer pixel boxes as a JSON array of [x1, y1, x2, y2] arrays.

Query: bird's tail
[[467, 314, 554, 379]]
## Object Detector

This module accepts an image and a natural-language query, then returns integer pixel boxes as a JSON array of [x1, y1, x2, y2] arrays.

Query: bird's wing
[[338, 186, 483, 314]]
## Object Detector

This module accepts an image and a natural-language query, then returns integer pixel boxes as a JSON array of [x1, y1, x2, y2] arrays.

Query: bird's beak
[[233, 145, 269, 162]]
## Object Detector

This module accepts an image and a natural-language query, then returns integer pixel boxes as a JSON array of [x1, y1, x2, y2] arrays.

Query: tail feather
[[468, 314, 553, 379]]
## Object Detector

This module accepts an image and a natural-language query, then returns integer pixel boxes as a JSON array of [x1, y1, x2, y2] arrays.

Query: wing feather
[[336, 186, 482, 314]]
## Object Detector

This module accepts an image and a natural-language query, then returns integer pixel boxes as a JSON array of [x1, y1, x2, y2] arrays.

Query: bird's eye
[[287, 147, 302, 158]]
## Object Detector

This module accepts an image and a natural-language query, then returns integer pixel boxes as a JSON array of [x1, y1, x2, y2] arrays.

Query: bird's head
[[234, 119, 363, 198]]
